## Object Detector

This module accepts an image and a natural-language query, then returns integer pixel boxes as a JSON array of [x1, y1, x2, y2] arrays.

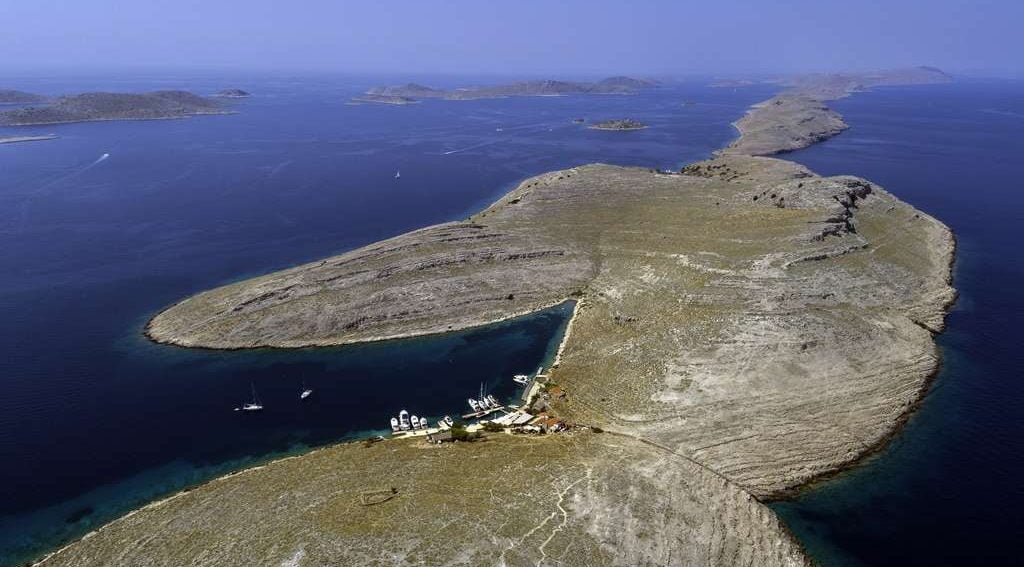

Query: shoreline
[[27, 74, 957, 567], [0, 134, 58, 144]]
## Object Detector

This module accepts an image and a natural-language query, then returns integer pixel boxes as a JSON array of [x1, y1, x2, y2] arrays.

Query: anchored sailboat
[[239, 382, 263, 412]]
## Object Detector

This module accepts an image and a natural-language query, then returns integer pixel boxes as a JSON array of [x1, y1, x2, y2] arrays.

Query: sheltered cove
[[44, 70, 955, 566]]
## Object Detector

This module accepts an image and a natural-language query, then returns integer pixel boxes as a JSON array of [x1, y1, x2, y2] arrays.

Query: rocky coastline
[[41, 70, 956, 566]]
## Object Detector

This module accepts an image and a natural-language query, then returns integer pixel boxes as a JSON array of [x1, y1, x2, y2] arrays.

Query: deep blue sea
[[0, 73, 774, 565], [774, 81, 1024, 566]]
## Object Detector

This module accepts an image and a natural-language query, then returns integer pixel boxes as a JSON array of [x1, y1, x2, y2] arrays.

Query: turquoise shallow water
[[0, 72, 773, 565], [773, 80, 1024, 566]]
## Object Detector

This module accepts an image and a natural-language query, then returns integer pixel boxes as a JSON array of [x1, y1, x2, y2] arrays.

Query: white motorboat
[[467, 398, 480, 412], [399, 409, 411, 430], [411, 415, 420, 429], [390, 417, 400, 432], [300, 381, 313, 400], [513, 374, 531, 385]]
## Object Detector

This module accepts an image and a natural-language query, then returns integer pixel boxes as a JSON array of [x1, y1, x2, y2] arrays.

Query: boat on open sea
[[299, 381, 313, 400]]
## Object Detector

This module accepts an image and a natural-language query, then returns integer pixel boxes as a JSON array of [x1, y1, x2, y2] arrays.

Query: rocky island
[[213, 89, 251, 98], [348, 93, 420, 105], [40, 69, 955, 567], [0, 89, 48, 104], [350, 76, 658, 104], [0, 91, 229, 126], [723, 66, 952, 155], [588, 118, 647, 130]]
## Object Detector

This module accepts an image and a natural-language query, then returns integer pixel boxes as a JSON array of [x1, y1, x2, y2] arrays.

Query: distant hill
[[0, 89, 48, 104], [0, 91, 228, 126], [353, 76, 657, 104]]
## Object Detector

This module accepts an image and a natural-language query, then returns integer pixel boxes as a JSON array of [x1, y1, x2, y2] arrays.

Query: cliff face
[[0, 91, 226, 125]]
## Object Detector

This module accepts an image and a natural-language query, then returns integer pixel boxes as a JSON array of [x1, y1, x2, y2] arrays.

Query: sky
[[2, 0, 1022, 77]]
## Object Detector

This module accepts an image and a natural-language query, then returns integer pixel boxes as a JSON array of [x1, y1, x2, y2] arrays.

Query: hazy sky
[[2, 0, 1022, 76]]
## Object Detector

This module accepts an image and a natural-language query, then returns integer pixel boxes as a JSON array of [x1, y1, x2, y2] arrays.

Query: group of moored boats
[[385, 368, 544, 433], [467, 394, 501, 413], [389, 410, 454, 432]]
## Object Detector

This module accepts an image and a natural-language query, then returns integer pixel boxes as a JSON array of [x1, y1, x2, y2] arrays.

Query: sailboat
[[299, 381, 313, 400], [239, 382, 263, 412], [395, 170, 401, 179]]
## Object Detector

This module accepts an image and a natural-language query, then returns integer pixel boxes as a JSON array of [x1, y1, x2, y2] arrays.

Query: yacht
[[513, 374, 531, 385], [240, 382, 263, 412], [467, 398, 480, 412], [399, 409, 411, 430]]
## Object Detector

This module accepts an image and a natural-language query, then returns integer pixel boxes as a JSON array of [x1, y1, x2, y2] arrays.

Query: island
[[39, 68, 956, 567], [0, 91, 230, 126], [348, 93, 420, 105], [0, 89, 48, 104], [349, 76, 658, 104], [213, 89, 251, 98], [588, 118, 647, 130], [0, 134, 58, 144], [723, 66, 952, 155]]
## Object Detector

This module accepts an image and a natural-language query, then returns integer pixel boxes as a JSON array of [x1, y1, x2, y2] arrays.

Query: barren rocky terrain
[[44, 73, 955, 566]]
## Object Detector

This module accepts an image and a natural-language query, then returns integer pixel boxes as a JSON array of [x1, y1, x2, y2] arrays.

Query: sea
[[0, 72, 774, 565]]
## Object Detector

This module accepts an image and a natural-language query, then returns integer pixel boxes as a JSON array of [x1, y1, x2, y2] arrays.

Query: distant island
[[348, 93, 420, 105], [0, 134, 58, 145], [0, 91, 230, 126], [351, 76, 658, 104], [708, 79, 756, 88], [0, 89, 48, 104], [589, 118, 647, 131], [213, 89, 251, 98], [722, 66, 953, 155]]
